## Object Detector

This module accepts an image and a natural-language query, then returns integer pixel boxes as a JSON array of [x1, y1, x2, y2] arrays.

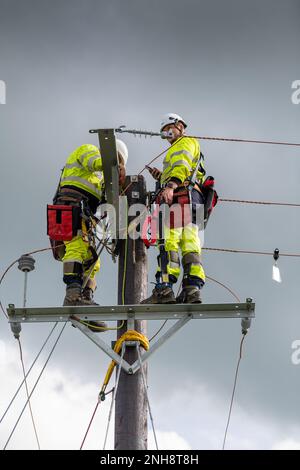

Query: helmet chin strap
[[172, 122, 184, 138]]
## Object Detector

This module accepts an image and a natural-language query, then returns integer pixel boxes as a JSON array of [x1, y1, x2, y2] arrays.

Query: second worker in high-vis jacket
[[142, 113, 206, 304]]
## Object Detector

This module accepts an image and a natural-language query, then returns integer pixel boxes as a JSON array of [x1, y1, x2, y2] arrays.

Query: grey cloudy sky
[[0, 0, 300, 450]]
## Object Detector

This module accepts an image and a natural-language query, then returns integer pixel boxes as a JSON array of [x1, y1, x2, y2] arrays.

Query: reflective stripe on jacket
[[60, 144, 103, 200], [160, 137, 205, 185]]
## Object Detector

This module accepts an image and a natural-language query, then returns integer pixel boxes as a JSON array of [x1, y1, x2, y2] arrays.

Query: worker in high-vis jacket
[[56, 140, 128, 314], [142, 113, 206, 304]]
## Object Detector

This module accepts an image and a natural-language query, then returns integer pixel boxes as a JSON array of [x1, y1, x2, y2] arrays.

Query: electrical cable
[[79, 401, 99, 450], [17, 338, 41, 450], [203, 247, 300, 258], [117, 126, 300, 147], [137, 345, 159, 450], [205, 276, 241, 303], [149, 276, 240, 342], [102, 343, 126, 450], [0, 246, 63, 319], [222, 333, 247, 450], [148, 280, 182, 343], [219, 198, 300, 207], [3, 322, 66, 450], [78, 198, 130, 449], [0, 322, 58, 424], [187, 134, 300, 147]]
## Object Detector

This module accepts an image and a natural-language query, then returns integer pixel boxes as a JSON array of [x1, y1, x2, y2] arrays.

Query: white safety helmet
[[160, 113, 187, 133], [116, 139, 128, 166]]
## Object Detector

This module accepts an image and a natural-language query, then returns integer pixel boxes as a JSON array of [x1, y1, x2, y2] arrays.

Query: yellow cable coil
[[100, 330, 149, 398]]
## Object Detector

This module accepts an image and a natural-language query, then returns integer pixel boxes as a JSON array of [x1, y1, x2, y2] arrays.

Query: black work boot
[[183, 286, 202, 304], [63, 284, 86, 306], [177, 286, 202, 304], [64, 284, 107, 332], [141, 284, 176, 304], [82, 287, 99, 305]]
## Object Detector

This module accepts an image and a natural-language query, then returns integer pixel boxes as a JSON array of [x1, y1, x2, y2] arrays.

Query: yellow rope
[[99, 330, 149, 397], [76, 318, 124, 331]]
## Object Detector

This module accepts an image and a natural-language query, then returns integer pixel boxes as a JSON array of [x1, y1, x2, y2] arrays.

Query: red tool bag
[[142, 209, 159, 248], [201, 177, 218, 227], [47, 204, 81, 241]]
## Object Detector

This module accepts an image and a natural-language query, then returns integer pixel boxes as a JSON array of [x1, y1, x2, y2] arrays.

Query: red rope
[[80, 401, 100, 450]]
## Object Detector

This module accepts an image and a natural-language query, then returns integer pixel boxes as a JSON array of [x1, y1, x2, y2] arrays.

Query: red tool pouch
[[201, 177, 218, 227], [47, 204, 81, 241], [142, 213, 158, 248]]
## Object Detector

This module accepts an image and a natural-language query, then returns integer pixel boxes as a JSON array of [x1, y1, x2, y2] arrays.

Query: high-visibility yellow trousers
[[62, 235, 100, 288]]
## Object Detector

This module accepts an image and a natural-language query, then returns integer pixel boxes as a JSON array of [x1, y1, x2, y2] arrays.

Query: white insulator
[[18, 255, 35, 272]]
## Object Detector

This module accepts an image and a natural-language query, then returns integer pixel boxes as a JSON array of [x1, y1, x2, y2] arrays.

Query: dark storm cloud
[[0, 0, 300, 448]]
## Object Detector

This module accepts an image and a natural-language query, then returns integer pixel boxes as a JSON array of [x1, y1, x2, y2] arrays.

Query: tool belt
[[141, 177, 218, 248]]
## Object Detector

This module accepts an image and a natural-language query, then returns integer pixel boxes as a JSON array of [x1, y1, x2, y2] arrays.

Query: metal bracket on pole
[[131, 314, 192, 374], [7, 301, 255, 375], [70, 317, 132, 374], [89, 128, 120, 240]]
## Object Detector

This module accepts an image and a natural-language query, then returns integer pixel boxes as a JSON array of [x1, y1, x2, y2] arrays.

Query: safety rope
[[17, 338, 41, 449], [3, 322, 66, 450], [222, 333, 247, 450], [71, 316, 124, 332]]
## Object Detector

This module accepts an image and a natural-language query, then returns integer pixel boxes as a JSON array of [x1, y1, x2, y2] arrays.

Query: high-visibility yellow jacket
[[60, 144, 103, 200], [160, 137, 205, 185]]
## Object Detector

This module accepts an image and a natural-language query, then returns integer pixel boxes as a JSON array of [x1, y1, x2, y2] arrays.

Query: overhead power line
[[188, 134, 300, 147], [204, 247, 300, 258], [3, 322, 66, 450], [115, 126, 300, 147], [0, 323, 58, 425], [219, 198, 300, 207], [17, 338, 40, 450], [222, 334, 247, 450]]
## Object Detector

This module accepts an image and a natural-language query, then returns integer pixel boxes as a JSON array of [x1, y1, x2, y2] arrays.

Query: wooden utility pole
[[115, 175, 148, 450]]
